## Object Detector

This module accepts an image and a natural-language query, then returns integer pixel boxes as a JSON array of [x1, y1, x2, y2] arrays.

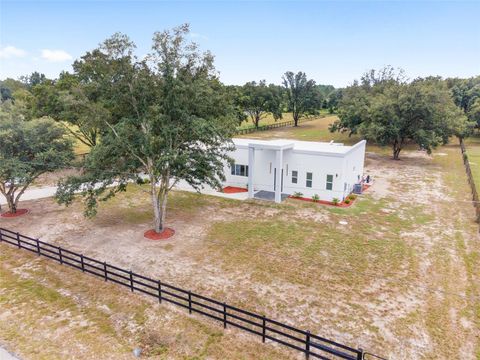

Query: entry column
[[248, 146, 255, 199], [274, 149, 283, 203]]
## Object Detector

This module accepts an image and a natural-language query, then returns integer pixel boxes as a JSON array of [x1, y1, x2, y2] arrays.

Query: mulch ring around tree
[[222, 186, 248, 194], [144, 228, 175, 240], [1, 209, 29, 218]]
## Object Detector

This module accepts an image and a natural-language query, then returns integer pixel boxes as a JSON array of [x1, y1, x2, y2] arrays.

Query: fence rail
[[0, 227, 375, 360], [459, 138, 480, 227], [235, 115, 324, 136]]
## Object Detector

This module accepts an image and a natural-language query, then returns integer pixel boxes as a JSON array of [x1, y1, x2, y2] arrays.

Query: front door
[[273, 168, 284, 192]]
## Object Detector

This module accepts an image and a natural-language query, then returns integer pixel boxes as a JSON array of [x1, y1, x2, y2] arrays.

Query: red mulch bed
[[222, 186, 248, 194], [144, 228, 175, 240], [1, 209, 29, 218], [289, 196, 355, 208]]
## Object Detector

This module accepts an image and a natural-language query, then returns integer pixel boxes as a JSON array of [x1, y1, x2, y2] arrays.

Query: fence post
[[262, 315, 266, 343], [223, 302, 227, 329], [0, 228, 3, 242], [58, 247, 63, 264], [158, 280, 162, 303], [103, 261, 107, 281], [16, 232, 21, 248], [357, 348, 364, 360], [129, 271, 134, 292], [36, 238, 40, 255], [305, 330, 310, 359], [188, 291, 192, 314], [80, 254, 85, 272]]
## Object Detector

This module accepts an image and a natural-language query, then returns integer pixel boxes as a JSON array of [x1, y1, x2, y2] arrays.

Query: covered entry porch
[[247, 140, 294, 203]]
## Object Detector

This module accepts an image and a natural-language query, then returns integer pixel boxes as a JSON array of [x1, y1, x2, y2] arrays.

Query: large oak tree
[[56, 24, 237, 233], [0, 100, 74, 214], [331, 68, 472, 159]]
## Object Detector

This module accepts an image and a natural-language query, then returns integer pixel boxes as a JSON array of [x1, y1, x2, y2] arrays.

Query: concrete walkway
[[0, 346, 20, 360], [0, 186, 57, 206], [0, 182, 249, 208]]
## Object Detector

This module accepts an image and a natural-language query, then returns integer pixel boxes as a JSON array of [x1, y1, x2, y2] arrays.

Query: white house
[[223, 138, 366, 203]]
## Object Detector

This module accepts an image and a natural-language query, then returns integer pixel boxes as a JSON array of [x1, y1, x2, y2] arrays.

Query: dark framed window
[[306, 172, 312, 188], [292, 170, 298, 184], [231, 164, 249, 177], [326, 174, 333, 190]]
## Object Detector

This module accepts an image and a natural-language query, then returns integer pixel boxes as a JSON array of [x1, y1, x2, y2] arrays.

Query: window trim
[[306, 172, 313, 188], [326, 174, 333, 190], [231, 164, 249, 177], [291, 170, 298, 184]]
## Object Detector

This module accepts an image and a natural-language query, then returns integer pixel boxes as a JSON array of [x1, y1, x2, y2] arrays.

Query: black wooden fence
[[459, 138, 480, 227], [0, 227, 373, 360], [235, 116, 323, 136]]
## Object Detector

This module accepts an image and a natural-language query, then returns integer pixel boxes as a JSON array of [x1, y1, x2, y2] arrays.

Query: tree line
[[0, 23, 478, 234]]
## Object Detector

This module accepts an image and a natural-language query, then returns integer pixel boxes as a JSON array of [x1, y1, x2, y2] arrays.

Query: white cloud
[[41, 49, 72, 62], [0, 46, 27, 59]]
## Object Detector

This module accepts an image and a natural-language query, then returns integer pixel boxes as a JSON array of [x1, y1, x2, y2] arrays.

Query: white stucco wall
[[223, 139, 366, 202]]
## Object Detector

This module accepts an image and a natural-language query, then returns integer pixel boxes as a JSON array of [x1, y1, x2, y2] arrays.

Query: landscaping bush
[[312, 194, 320, 202], [344, 198, 351, 204], [347, 194, 357, 201], [293, 192, 304, 198], [332, 197, 340, 205]]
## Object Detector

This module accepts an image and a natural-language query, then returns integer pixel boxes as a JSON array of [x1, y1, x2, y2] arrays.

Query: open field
[[237, 110, 331, 130], [1, 133, 479, 359]]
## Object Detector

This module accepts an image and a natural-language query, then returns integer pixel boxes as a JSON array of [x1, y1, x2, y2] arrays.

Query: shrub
[[347, 194, 357, 201], [312, 194, 320, 202], [293, 192, 303, 198], [332, 197, 340, 205], [344, 198, 351, 204]]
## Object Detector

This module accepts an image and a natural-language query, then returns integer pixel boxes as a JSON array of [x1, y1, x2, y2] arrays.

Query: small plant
[[332, 197, 340, 206], [293, 192, 303, 198], [344, 198, 351, 204], [312, 194, 320, 202], [347, 194, 357, 201]]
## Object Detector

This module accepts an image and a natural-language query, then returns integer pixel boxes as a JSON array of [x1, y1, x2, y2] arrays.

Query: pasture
[[1, 117, 479, 359]]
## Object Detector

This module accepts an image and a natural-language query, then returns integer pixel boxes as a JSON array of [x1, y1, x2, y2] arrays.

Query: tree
[[282, 71, 322, 126], [448, 76, 480, 130], [56, 24, 237, 234], [19, 71, 47, 89], [0, 101, 74, 214], [331, 68, 470, 160], [237, 81, 283, 128]]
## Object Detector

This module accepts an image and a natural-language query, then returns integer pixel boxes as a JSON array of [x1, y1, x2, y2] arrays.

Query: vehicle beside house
[[224, 138, 366, 203]]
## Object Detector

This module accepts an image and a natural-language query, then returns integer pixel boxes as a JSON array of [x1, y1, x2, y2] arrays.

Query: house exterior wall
[[223, 140, 366, 202]]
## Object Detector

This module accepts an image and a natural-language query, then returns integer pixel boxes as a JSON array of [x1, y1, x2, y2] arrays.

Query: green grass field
[[465, 134, 480, 186]]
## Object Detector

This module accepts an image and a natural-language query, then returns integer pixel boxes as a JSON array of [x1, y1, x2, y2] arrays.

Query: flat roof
[[232, 138, 366, 155]]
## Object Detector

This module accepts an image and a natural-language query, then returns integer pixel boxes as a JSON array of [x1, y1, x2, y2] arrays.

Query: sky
[[0, 0, 479, 88]]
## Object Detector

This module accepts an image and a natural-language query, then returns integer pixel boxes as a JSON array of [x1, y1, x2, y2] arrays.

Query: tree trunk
[[150, 177, 163, 233], [254, 114, 260, 128], [293, 112, 299, 127], [6, 193, 16, 213], [392, 145, 402, 160], [149, 171, 170, 233]]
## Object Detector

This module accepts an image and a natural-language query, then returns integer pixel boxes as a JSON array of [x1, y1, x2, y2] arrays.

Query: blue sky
[[1, 0, 479, 87]]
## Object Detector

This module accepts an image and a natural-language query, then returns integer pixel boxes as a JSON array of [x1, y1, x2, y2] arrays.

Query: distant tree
[[448, 76, 480, 129], [237, 80, 283, 128], [282, 71, 322, 126], [0, 101, 74, 214], [225, 85, 248, 125], [56, 24, 237, 234], [331, 68, 470, 159], [20, 72, 47, 89], [326, 88, 343, 113], [0, 85, 12, 102]]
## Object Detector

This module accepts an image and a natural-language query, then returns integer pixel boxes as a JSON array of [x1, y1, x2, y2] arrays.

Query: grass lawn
[[2, 139, 479, 359]]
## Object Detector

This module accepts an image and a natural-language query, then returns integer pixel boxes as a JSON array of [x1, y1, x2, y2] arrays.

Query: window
[[306, 172, 312, 188], [326, 174, 333, 190], [292, 170, 298, 184], [231, 164, 248, 177]]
